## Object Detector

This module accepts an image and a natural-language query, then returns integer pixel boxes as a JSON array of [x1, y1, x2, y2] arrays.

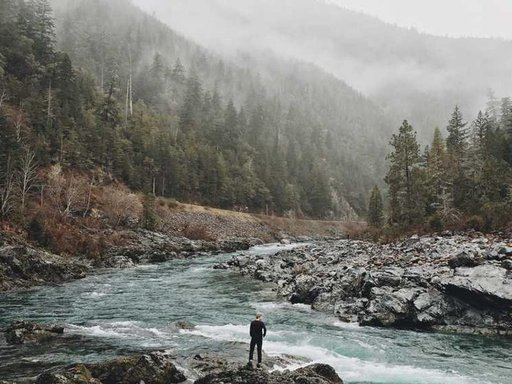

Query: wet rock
[[172, 320, 196, 331], [194, 363, 343, 384], [36, 365, 100, 384], [0, 245, 89, 291], [5, 321, 64, 345], [36, 352, 187, 384]]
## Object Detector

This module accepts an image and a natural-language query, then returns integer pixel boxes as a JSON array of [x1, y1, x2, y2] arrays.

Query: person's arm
[[263, 322, 267, 337]]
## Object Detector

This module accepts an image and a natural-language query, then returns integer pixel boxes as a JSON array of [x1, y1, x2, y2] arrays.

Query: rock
[[0, 245, 89, 291], [172, 320, 196, 331], [37, 352, 186, 384], [194, 363, 343, 384], [36, 365, 100, 384], [501, 259, 512, 270], [448, 251, 483, 268], [440, 265, 512, 310], [498, 246, 512, 256], [226, 233, 512, 334], [5, 321, 64, 345]]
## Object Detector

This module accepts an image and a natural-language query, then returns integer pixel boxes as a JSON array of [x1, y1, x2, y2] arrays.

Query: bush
[[183, 223, 214, 241], [98, 185, 142, 228], [27, 215, 48, 246], [142, 194, 158, 231], [465, 215, 485, 231], [428, 214, 444, 232]]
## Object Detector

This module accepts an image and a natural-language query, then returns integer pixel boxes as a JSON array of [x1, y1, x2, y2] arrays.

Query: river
[[0, 243, 510, 383]]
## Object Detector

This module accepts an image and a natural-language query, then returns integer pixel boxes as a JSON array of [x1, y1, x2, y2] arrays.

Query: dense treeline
[[371, 99, 512, 232], [1, 0, 397, 222]]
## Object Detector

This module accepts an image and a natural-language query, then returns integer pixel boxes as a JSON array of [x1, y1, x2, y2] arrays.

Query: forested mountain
[[137, 0, 512, 142], [1, 0, 396, 221]]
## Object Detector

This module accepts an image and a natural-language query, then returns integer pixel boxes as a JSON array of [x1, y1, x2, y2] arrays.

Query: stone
[[194, 363, 343, 384], [5, 321, 64, 345], [226, 233, 512, 335], [37, 352, 186, 384]]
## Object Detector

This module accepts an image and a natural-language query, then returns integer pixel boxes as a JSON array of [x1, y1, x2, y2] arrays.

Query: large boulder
[[439, 265, 512, 311], [0, 245, 88, 291], [194, 363, 343, 384], [36, 365, 100, 384], [4, 320, 64, 345], [36, 352, 186, 384]]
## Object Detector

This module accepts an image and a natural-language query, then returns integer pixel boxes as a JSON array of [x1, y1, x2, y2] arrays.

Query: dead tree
[[18, 146, 38, 215], [0, 154, 15, 218]]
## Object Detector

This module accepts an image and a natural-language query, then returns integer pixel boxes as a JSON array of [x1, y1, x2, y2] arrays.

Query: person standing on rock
[[248, 312, 267, 368]]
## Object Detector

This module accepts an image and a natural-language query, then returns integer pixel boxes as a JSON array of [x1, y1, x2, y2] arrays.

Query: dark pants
[[249, 337, 263, 363]]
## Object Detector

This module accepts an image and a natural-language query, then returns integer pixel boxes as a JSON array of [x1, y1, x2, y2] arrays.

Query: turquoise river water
[[0, 244, 511, 383]]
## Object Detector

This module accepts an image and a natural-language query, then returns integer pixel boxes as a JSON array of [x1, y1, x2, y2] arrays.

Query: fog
[[130, 0, 512, 135]]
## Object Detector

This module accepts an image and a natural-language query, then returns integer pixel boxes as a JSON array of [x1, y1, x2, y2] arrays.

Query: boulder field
[[222, 233, 512, 335]]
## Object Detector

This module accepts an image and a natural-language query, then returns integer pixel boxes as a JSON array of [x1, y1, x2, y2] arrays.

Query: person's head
[[256, 312, 263, 320]]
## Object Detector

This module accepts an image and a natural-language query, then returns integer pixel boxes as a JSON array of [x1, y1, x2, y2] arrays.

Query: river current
[[0, 244, 511, 383]]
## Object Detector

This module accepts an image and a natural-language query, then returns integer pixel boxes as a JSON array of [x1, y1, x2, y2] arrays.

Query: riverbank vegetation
[[368, 101, 512, 239]]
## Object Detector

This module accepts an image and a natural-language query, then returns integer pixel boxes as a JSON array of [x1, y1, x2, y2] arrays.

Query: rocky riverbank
[[29, 354, 342, 384], [0, 229, 262, 292], [1, 321, 343, 384], [223, 233, 512, 335]]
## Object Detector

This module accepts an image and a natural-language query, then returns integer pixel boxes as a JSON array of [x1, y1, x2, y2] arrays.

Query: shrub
[[465, 215, 485, 232], [428, 214, 444, 232], [142, 194, 158, 231], [183, 223, 214, 241], [98, 185, 142, 228], [27, 215, 48, 246]]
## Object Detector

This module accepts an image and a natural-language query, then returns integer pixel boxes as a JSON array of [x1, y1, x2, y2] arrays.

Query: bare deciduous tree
[[0, 88, 7, 109], [0, 155, 15, 218], [18, 146, 38, 215]]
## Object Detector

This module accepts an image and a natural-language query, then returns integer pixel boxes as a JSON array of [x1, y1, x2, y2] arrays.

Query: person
[[248, 312, 266, 368]]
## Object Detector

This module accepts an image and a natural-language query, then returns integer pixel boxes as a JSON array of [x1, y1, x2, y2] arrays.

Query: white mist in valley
[[132, 0, 512, 140]]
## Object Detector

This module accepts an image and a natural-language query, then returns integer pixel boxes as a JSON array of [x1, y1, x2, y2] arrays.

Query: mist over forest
[[1, 0, 511, 225], [133, 0, 512, 142]]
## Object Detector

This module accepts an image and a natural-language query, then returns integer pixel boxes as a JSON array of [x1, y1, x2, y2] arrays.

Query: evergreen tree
[[385, 120, 425, 225], [368, 185, 384, 228], [426, 128, 448, 209]]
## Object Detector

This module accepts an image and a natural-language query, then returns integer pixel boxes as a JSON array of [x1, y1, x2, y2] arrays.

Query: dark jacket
[[250, 320, 267, 340]]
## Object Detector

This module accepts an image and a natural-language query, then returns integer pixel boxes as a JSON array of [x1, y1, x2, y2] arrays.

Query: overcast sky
[[327, 0, 512, 39]]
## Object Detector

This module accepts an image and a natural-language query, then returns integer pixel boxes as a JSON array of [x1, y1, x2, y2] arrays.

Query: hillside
[[47, 0, 394, 216], [137, 0, 512, 142]]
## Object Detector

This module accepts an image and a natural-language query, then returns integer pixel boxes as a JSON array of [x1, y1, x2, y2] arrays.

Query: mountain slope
[[48, 0, 394, 216], [134, 0, 512, 141]]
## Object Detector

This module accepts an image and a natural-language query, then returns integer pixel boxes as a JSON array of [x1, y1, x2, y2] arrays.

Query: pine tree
[[426, 128, 448, 208], [445, 106, 471, 210], [446, 106, 468, 162], [385, 120, 425, 225], [368, 185, 384, 228]]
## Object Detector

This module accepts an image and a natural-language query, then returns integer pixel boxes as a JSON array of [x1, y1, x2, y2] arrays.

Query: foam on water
[[82, 291, 107, 299], [333, 321, 362, 330], [180, 323, 485, 384], [251, 301, 312, 312], [67, 321, 174, 343], [265, 340, 483, 384]]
